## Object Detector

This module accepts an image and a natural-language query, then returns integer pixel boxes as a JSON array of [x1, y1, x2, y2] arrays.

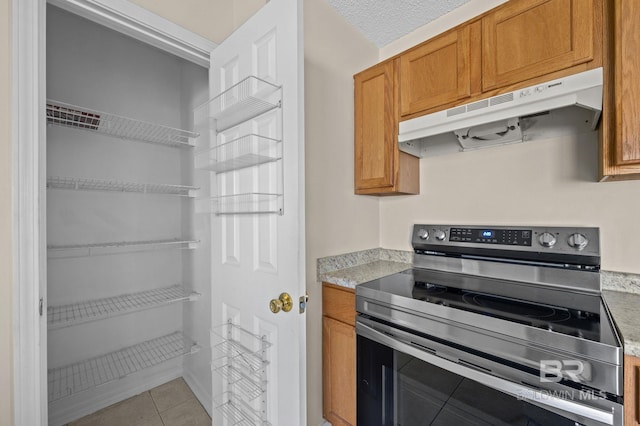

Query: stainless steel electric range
[[356, 225, 623, 426]]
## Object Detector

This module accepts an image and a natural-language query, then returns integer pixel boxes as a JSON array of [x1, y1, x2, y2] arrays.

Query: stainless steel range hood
[[398, 68, 603, 156]]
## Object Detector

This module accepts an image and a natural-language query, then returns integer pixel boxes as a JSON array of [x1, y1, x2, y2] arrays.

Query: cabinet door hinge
[[39, 298, 43, 316]]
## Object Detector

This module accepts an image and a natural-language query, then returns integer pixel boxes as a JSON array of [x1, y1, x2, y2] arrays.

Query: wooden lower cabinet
[[625, 355, 640, 425], [322, 283, 356, 426]]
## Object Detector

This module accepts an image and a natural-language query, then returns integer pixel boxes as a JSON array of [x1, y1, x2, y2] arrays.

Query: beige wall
[[0, 0, 12, 423], [303, 0, 379, 424], [380, 134, 640, 273]]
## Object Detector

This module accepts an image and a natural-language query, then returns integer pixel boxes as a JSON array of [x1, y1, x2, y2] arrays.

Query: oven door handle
[[356, 321, 616, 426]]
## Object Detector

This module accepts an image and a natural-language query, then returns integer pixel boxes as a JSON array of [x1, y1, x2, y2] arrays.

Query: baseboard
[[48, 360, 183, 426], [320, 420, 332, 426], [183, 370, 212, 417]]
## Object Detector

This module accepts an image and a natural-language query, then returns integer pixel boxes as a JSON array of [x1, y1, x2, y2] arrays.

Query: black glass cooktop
[[411, 280, 600, 341], [357, 268, 619, 346]]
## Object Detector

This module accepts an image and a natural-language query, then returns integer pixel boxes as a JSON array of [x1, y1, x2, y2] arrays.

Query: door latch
[[39, 297, 43, 316], [299, 293, 309, 314]]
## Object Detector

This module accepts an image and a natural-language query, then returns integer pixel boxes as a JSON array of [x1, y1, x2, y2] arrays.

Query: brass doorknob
[[270, 293, 293, 313]]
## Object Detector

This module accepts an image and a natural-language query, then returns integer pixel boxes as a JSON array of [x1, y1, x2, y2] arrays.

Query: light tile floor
[[66, 378, 211, 426]]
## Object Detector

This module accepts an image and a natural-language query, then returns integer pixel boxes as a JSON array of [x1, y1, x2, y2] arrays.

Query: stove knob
[[538, 232, 557, 248], [417, 229, 429, 240], [434, 230, 446, 241], [568, 233, 588, 250]]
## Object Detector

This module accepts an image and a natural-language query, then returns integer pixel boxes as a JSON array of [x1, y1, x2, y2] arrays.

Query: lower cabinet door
[[323, 315, 356, 426], [625, 355, 640, 425]]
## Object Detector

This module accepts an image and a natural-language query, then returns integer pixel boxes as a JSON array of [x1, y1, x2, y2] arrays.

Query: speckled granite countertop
[[319, 260, 411, 289], [317, 248, 412, 289], [318, 249, 640, 356]]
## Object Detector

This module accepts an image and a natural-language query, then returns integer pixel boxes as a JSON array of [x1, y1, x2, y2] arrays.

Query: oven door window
[[358, 335, 582, 426]]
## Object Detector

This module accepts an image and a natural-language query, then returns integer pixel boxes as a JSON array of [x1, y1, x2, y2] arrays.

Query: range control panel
[[412, 225, 600, 267], [449, 227, 531, 246]]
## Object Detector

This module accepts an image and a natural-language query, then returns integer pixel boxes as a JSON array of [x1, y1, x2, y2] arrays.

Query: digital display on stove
[[450, 228, 532, 246]]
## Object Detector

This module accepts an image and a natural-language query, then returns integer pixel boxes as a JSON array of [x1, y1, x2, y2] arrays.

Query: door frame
[[11, 1, 215, 424]]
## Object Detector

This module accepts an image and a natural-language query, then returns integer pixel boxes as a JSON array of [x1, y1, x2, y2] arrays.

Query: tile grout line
[[148, 390, 167, 426]]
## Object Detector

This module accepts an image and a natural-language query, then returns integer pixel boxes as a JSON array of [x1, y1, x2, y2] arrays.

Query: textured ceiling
[[325, 0, 472, 47]]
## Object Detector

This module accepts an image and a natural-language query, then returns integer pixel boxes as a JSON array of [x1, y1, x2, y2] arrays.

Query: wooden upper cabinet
[[615, 0, 640, 166], [482, 0, 595, 91], [600, 0, 640, 179], [399, 23, 479, 117], [354, 59, 419, 195]]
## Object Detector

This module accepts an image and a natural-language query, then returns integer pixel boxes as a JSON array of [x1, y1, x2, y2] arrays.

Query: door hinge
[[39, 297, 44, 316], [299, 293, 309, 314]]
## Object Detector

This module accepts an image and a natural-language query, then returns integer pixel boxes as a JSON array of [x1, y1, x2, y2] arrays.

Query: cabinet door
[[482, 0, 594, 91], [354, 60, 398, 192], [600, 0, 640, 179], [615, 0, 640, 166], [323, 316, 356, 426], [400, 24, 475, 116], [625, 355, 640, 425], [354, 60, 419, 195]]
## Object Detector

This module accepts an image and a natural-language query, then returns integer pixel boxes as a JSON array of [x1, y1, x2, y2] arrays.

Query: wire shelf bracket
[[48, 284, 200, 330], [47, 176, 199, 197], [48, 331, 200, 402], [47, 100, 198, 148]]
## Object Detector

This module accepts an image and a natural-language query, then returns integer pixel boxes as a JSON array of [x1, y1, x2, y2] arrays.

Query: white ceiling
[[325, 0, 472, 47]]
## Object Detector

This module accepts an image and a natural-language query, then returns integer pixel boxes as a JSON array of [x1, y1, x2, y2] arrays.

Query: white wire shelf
[[203, 193, 283, 215], [47, 238, 198, 258], [47, 176, 198, 197], [195, 134, 281, 173], [214, 392, 271, 426], [46, 100, 198, 148], [48, 284, 200, 330], [48, 331, 200, 402], [199, 76, 281, 132]]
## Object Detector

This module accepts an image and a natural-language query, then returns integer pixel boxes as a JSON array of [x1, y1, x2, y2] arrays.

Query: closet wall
[[46, 7, 209, 425]]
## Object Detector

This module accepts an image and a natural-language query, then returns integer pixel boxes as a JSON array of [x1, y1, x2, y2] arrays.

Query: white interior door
[[206, 0, 305, 425]]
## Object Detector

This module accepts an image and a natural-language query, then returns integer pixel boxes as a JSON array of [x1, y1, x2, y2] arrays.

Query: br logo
[[540, 360, 592, 383]]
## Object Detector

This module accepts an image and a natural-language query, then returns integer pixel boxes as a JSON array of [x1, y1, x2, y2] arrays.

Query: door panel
[[616, 0, 640, 165], [482, 0, 594, 91], [399, 25, 473, 116], [354, 61, 396, 191], [207, 1, 305, 425], [323, 316, 356, 425]]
